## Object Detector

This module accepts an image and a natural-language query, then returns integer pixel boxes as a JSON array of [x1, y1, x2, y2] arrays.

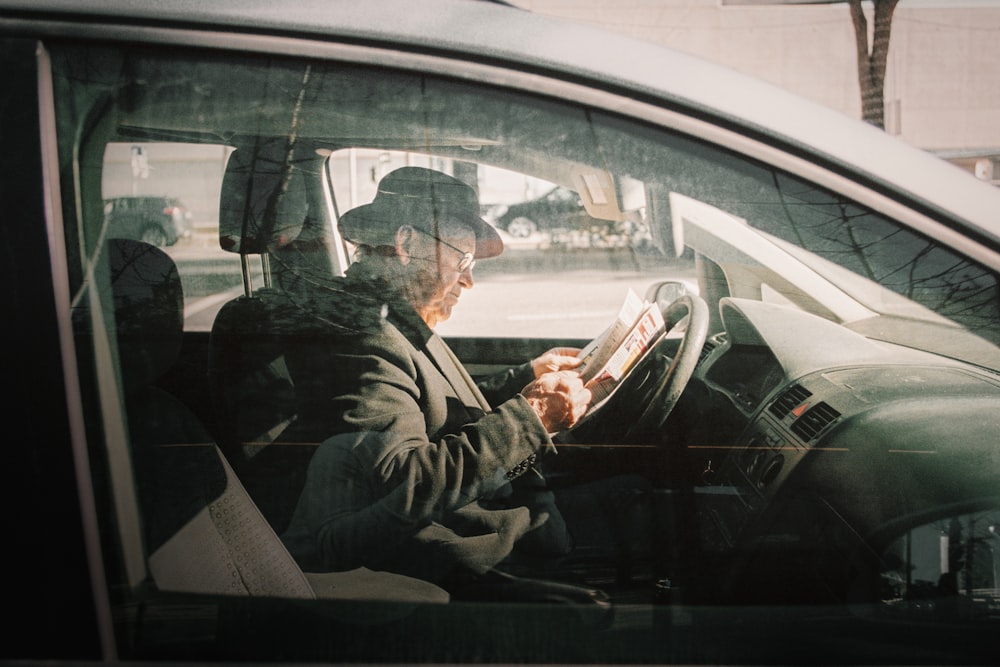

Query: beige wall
[[509, 0, 1000, 155]]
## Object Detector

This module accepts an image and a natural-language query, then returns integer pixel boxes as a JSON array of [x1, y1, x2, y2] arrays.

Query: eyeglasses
[[411, 226, 476, 273]]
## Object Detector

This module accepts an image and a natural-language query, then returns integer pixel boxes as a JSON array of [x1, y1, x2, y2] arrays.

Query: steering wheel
[[566, 294, 709, 443]]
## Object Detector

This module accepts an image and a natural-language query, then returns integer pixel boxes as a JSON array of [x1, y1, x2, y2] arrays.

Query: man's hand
[[530, 347, 583, 379], [521, 370, 592, 433]]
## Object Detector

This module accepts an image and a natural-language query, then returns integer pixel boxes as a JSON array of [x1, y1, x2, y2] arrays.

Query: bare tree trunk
[[849, 0, 899, 128]]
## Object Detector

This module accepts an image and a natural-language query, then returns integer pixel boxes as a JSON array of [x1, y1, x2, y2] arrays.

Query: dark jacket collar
[[342, 260, 433, 345]]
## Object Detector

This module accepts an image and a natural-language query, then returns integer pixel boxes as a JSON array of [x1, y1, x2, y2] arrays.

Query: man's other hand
[[521, 370, 591, 433], [530, 347, 583, 378]]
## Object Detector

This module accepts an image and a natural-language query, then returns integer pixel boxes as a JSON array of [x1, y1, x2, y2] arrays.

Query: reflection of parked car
[[490, 186, 607, 237], [103, 196, 192, 246]]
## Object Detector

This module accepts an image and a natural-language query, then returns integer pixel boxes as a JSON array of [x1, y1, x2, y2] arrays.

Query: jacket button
[[505, 453, 537, 480]]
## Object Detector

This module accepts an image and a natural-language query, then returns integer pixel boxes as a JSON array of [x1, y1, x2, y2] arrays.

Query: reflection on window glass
[[102, 142, 248, 332], [50, 37, 1000, 666], [881, 510, 1000, 621], [326, 148, 677, 339]]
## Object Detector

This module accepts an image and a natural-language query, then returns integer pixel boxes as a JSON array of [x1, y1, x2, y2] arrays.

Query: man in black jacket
[[281, 167, 591, 585]]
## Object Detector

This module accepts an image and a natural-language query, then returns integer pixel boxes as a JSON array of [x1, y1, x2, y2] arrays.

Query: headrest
[[219, 146, 310, 254], [109, 238, 184, 391]]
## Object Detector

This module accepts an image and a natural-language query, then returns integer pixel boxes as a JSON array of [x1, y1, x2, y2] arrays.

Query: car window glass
[[880, 509, 1000, 621], [101, 142, 244, 331], [72, 47, 1000, 360], [326, 148, 674, 339], [50, 39, 1000, 664], [578, 115, 1000, 367]]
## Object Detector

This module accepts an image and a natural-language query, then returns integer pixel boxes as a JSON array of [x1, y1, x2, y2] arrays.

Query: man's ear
[[394, 225, 414, 265]]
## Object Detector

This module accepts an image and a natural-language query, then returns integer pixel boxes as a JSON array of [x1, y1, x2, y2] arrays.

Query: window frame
[[34, 19, 1000, 665]]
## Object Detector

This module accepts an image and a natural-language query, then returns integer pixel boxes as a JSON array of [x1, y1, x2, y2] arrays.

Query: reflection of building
[[511, 0, 1000, 183], [103, 143, 561, 228], [933, 151, 998, 187], [325, 148, 556, 210]]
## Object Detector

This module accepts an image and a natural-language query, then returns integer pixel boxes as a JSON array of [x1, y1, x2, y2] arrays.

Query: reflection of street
[[496, 225, 653, 252], [168, 229, 691, 337], [437, 271, 679, 339], [460, 236, 687, 338]]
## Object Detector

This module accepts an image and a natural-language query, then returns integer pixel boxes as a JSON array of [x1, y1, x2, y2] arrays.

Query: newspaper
[[577, 289, 666, 409]]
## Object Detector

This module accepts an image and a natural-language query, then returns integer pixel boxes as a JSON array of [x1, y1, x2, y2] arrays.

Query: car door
[[3, 37, 103, 660], [8, 4, 1000, 665]]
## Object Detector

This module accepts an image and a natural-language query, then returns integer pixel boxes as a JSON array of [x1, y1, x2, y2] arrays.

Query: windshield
[[671, 199, 1000, 369]]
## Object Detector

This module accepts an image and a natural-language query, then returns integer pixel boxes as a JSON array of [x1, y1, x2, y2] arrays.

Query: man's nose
[[459, 265, 474, 288]]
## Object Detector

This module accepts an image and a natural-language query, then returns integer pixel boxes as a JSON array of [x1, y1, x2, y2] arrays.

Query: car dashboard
[[685, 298, 1000, 578]]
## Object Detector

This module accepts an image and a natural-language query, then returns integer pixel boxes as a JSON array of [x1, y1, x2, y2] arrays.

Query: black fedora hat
[[338, 166, 503, 259]]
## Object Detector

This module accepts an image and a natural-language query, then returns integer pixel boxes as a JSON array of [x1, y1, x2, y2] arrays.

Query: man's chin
[[421, 305, 454, 329]]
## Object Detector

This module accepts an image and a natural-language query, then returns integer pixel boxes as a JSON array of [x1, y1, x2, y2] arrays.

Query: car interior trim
[[35, 42, 118, 660]]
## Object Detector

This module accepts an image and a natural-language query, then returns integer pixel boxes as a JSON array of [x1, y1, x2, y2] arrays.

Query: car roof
[[2, 0, 998, 247]]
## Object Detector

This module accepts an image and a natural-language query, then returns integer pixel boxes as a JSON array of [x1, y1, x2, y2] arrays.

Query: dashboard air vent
[[769, 384, 812, 419], [697, 339, 718, 365], [697, 333, 727, 366], [790, 402, 841, 442]]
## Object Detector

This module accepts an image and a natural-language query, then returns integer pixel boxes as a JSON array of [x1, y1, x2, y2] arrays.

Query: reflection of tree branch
[[938, 281, 996, 319], [900, 242, 936, 300], [268, 65, 312, 223], [841, 202, 878, 281], [758, 180, 999, 342], [771, 171, 807, 247]]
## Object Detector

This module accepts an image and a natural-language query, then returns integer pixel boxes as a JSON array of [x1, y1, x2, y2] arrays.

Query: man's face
[[401, 224, 476, 329]]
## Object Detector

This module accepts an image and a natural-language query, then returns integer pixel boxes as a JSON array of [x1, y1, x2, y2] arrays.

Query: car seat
[[209, 144, 304, 459], [108, 237, 449, 609], [208, 144, 338, 532]]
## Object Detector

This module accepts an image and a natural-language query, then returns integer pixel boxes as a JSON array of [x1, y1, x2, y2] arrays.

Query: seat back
[[110, 238, 316, 598], [210, 145, 307, 462], [209, 145, 346, 532], [51, 236, 451, 613]]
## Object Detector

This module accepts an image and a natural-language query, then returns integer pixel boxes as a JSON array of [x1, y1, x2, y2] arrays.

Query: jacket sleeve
[[337, 327, 551, 496], [475, 361, 536, 407]]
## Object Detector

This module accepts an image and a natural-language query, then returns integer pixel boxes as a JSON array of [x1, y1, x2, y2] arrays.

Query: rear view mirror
[[571, 170, 644, 223]]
